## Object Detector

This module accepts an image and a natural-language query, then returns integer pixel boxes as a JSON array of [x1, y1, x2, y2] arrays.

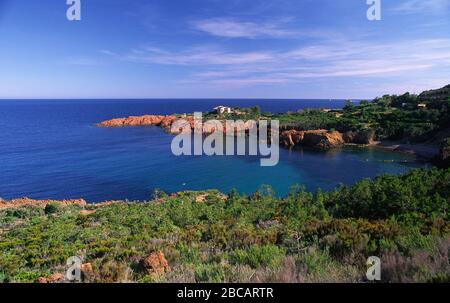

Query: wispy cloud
[[99, 49, 117, 56], [126, 46, 274, 65], [191, 18, 297, 38], [391, 0, 450, 14], [118, 37, 450, 87]]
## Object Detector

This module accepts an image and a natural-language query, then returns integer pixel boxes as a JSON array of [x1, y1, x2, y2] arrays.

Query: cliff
[[97, 115, 255, 134], [97, 115, 179, 128], [280, 129, 375, 148], [280, 129, 343, 148], [98, 115, 378, 149]]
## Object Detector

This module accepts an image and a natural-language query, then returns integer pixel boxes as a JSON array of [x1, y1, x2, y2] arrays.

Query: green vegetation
[[202, 85, 450, 146], [1, 168, 448, 283], [437, 138, 450, 168], [270, 90, 450, 143]]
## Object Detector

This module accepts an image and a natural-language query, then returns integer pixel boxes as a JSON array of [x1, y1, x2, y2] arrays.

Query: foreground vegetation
[[0, 168, 448, 283]]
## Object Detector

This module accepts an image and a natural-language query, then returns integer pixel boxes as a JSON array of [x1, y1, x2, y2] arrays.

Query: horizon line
[[0, 97, 366, 101]]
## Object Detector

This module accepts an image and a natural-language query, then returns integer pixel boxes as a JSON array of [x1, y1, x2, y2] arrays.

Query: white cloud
[[191, 18, 297, 38], [127, 46, 274, 65], [121, 38, 450, 88]]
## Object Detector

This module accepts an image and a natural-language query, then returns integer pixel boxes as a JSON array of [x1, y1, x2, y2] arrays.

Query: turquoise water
[[0, 99, 426, 202]]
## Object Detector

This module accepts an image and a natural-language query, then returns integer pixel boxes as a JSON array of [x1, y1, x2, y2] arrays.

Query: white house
[[213, 106, 233, 114]]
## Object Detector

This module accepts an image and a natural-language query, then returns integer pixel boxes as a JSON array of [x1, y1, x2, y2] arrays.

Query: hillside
[[0, 168, 449, 283], [419, 84, 450, 102]]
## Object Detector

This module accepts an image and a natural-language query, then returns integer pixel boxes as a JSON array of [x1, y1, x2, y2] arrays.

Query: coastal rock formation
[[280, 129, 345, 148], [97, 115, 178, 128], [98, 114, 197, 134], [279, 130, 304, 146], [139, 251, 170, 276], [0, 198, 86, 210], [343, 129, 376, 145], [98, 115, 374, 148], [281, 129, 376, 148], [97, 114, 256, 135]]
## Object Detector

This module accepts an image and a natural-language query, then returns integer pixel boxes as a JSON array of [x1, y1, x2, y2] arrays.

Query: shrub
[[230, 245, 285, 269], [194, 263, 225, 283], [44, 203, 60, 215]]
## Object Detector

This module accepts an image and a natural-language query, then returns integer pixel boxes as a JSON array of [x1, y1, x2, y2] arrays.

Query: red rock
[[140, 251, 170, 276], [0, 198, 86, 210], [81, 263, 93, 273], [97, 114, 256, 135], [46, 273, 64, 283], [97, 115, 177, 127], [280, 129, 345, 148], [81, 263, 95, 281]]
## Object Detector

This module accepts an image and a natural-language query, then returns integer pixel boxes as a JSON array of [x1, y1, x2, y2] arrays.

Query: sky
[[0, 0, 449, 99]]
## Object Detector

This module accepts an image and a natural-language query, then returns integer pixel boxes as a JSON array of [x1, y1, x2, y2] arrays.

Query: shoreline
[[96, 114, 440, 161], [369, 141, 439, 160]]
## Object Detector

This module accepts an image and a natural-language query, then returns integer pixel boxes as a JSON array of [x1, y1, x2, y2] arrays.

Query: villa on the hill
[[214, 106, 233, 114]]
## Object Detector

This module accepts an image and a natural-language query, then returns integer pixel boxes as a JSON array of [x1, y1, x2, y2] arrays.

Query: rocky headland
[[280, 128, 376, 148], [97, 114, 256, 134], [96, 113, 442, 159], [97, 115, 182, 129]]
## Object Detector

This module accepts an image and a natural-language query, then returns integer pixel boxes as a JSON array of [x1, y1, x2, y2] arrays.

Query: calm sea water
[[0, 99, 426, 202]]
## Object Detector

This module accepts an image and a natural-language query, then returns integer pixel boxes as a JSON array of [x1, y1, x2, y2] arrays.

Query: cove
[[0, 99, 428, 202]]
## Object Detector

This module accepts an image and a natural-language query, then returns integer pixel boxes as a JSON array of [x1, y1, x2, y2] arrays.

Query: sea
[[0, 99, 427, 202]]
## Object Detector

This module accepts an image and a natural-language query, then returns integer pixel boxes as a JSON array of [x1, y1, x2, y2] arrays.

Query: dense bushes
[[328, 168, 450, 220], [0, 168, 449, 282], [272, 86, 450, 143], [230, 245, 285, 269], [436, 138, 450, 168]]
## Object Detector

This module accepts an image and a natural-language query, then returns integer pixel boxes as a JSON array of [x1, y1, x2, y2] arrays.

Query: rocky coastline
[[97, 114, 378, 150], [97, 114, 255, 134]]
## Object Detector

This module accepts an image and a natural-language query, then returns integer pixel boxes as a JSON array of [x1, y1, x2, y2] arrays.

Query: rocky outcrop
[[280, 129, 345, 148], [343, 129, 376, 145], [280, 130, 305, 146], [302, 130, 345, 148], [81, 263, 95, 281], [97, 115, 256, 135], [99, 115, 375, 149], [37, 273, 65, 283], [281, 129, 376, 148], [139, 251, 170, 276], [0, 198, 86, 210], [97, 115, 179, 128]]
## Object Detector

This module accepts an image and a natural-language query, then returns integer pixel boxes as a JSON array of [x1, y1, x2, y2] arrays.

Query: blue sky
[[0, 0, 449, 99]]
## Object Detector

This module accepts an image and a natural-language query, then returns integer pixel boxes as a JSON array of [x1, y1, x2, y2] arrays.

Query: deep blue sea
[[0, 99, 427, 202]]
